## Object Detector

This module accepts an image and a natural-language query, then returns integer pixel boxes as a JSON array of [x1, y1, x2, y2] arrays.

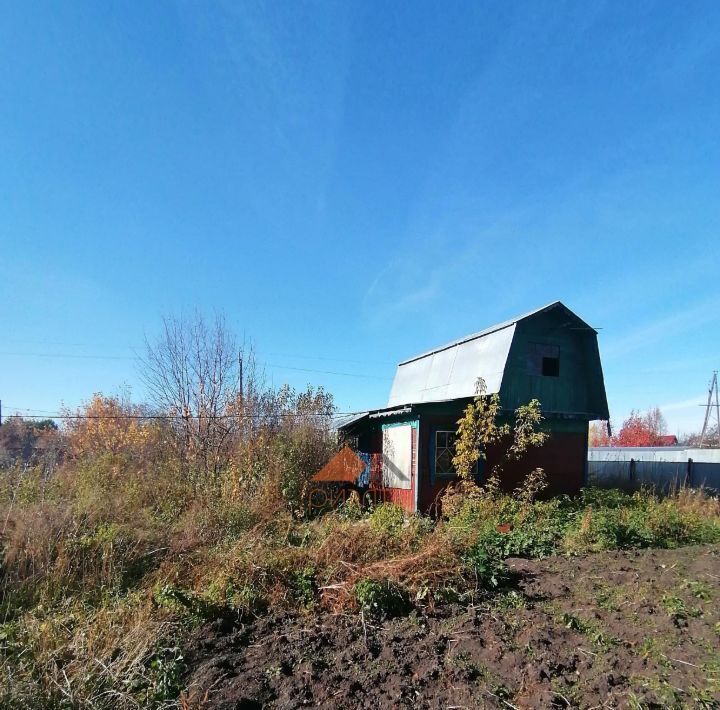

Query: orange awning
[[312, 445, 365, 483]]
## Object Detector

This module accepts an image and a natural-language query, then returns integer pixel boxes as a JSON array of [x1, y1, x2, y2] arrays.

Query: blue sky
[[1, 1, 719, 435]]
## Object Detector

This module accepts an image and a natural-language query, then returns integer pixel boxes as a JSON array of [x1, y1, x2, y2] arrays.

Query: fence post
[[687, 458, 694, 487], [629, 458, 635, 488]]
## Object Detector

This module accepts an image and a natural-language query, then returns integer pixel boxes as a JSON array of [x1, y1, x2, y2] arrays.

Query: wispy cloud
[[602, 299, 720, 360], [361, 207, 528, 327], [627, 355, 717, 375], [659, 394, 706, 412], [660, 394, 710, 436], [361, 237, 478, 325]]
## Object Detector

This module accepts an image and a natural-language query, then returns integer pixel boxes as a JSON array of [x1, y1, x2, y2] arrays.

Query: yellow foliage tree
[[452, 378, 549, 482], [64, 394, 154, 459]]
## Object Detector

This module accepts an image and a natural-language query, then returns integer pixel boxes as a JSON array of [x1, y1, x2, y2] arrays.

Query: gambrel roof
[[387, 301, 601, 412]]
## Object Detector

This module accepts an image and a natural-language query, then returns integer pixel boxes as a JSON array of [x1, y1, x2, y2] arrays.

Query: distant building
[[657, 434, 679, 446], [331, 302, 609, 513]]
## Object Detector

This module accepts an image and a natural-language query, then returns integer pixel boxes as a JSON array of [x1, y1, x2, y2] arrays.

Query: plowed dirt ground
[[184, 545, 720, 708]]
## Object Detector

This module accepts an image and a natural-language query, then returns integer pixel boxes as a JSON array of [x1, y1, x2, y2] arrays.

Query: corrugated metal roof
[[388, 325, 514, 406], [398, 301, 583, 365], [387, 301, 587, 408], [336, 406, 416, 431], [369, 405, 412, 419], [332, 412, 368, 430]]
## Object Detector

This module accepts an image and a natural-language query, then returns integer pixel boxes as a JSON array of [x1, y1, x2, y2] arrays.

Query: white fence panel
[[588, 447, 720, 491]]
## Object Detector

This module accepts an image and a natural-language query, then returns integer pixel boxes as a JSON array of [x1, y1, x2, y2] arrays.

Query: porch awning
[[312, 446, 366, 483]]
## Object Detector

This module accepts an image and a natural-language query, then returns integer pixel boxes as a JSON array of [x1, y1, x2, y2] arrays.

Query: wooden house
[[337, 302, 609, 513]]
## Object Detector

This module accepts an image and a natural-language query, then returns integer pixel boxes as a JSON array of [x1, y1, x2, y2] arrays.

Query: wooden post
[[687, 457, 694, 487]]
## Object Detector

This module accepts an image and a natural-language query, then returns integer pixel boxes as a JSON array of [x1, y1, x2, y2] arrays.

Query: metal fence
[[588, 447, 720, 492]]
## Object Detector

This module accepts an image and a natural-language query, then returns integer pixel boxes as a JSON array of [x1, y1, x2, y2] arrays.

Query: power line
[[3, 406, 58, 415], [3, 410, 366, 420], [0, 352, 392, 380], [1, 343, 395, 366], [265, 351, 395, 367], [266, 364, 390, 380], [0, 351, 136, 361], [1, 339, 135, 348]]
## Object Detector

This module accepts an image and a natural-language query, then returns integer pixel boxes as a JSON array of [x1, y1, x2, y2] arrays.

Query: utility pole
[[699, 371, 720, 447], [238, 351, 244, 401], [237, 351, 245, 439]]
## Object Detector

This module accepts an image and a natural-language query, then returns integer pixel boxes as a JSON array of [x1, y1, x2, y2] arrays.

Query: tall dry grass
[[1, 404, 719, 708]]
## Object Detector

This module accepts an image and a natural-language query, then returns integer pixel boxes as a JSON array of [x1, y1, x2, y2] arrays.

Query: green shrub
[[369, 503, 406, 536], [579, 487, 637, 510], [563, 491, 720, 552], [444, 493, 516, 537], [494, 517, 560, 558], [661, 594, 702, 621], [146, 645, 185, 703], [644, 501, 720, 547], [591, 508, 654, 549], [227, 582, 267, 616], [14, 466, 47, 505], [463, 544, 506, 588], [354, 578, 411, 617], [336, 493, 364, 521], [292, 566, 316, 606]]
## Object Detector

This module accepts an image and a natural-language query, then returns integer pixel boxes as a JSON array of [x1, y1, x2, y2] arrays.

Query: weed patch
[[661, 594, 702, 622], [354, 578, 411, 618]]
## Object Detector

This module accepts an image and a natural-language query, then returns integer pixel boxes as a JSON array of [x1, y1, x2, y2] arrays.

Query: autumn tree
[[139, 312, 247, 484], [266, 384, 336, 512], [644, 406, 667, 442], [614, 407, 668, 447], [63, 394, 153, 460], [589, 421, 611, 447], [0, 417, 61, 470], [614, 410, 650, 446], [223, 381, 336, 496], [682, 426, 719, 447], [452, 378, 548, 482]]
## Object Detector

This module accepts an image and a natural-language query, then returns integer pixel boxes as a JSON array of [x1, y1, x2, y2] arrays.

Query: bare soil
[[183, 545, 720, 708]]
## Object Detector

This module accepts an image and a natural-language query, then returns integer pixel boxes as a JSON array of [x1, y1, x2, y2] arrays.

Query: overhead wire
[[2, 407, 367, 420], [3, 413, 364, 421], [0, 344, 390, 419], [0, 352, 392, 379]]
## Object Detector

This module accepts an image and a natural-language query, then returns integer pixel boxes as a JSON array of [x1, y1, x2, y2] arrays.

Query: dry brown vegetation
[[1, 316, 719, 707], [1, 401, 719, 708]]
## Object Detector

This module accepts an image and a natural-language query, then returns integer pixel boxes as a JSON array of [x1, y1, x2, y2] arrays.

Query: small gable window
[[542, 354, 560, 377], [528, 343, 560, 377]]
